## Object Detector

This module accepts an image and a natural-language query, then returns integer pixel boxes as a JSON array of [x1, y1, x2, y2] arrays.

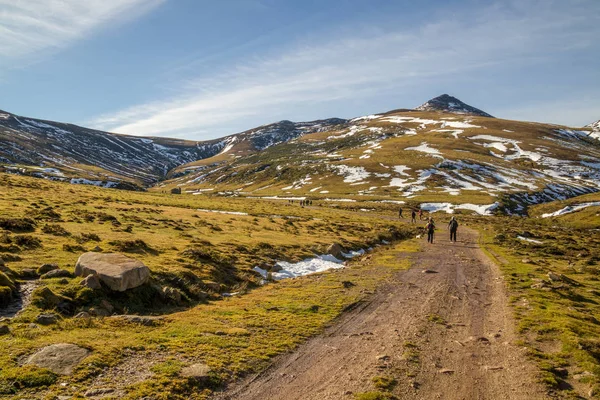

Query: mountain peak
[[586, 119, 600, 131], [416, 94, 494, 118]]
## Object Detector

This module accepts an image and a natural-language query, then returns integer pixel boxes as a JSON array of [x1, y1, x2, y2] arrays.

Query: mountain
[[587, 119, 600, 132], [162, 108, 600, 215], [416, 94, 494, 118], [0, 109, 343, 188]]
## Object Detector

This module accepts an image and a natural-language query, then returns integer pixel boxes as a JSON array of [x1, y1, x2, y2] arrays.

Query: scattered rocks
[[37, 263, 59, 275], [80, 274, 102, 290], [75, 252, 150, 292], [36, 313, 60, 325], [25, 343, 91, 375], [41, 269, 72, 279], [326, 243, 345, 259], [0, 324, 10, 335], [180, 362, 211, 381], [85, 388, 115, 397]]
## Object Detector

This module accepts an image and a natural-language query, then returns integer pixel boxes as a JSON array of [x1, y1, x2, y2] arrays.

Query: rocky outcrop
[[75, 252, 150, 292], [25, 343, 90, 375], [326, 243, 345, 260], [416, 94, 494, 118]]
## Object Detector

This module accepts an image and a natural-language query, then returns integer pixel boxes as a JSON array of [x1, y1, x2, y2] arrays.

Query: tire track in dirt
[[215, 227, 547, 400]]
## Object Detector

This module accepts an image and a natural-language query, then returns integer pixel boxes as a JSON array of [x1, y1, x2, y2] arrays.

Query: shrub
[[63, 244, 86, 253], [41, 224, 71, 236], [0, 217, 36, 232], [13, 235, 42, 249], [75, 233, 101, 243], [109, 239, 155, 254]]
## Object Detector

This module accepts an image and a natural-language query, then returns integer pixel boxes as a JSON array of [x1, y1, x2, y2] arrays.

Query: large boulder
[[75, 252, 150, 292], [25, 343, 90, 375]]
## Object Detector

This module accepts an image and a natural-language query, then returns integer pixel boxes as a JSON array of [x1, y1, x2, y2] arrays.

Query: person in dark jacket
[[426, 217, 435, 244], [398, 207, 404, 219], [411, 209, 417, 223], [448, 216, 459, 242]]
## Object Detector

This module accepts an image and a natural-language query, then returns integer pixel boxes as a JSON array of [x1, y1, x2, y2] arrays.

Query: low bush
[[0, 217, 36, 232]]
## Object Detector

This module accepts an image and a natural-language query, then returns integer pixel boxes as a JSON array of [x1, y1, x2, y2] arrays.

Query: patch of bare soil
[[214, 227, 548, 400]]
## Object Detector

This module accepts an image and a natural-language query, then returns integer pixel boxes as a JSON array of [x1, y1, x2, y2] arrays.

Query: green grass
[[477, 209, 600, 398], [0, 172, 417, 399]]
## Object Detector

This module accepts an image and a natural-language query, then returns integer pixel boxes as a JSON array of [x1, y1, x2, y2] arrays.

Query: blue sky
[[1, 0, 599, 140]]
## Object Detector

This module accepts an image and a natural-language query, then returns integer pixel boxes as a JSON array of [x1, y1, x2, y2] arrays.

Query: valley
[[0, 95, 599, 399]]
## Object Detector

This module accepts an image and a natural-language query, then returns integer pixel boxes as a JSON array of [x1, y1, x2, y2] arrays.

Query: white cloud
[[91, 0, 600, 139], [0, 0, 164, 61]]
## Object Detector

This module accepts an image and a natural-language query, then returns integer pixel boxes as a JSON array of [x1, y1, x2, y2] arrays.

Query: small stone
[[80, 274, 102, 290], [376, 354, 390, 361], [36, 313, 60, 325], [0, 324, 10, 335], [180, 363, 211, 381], [326, 243, 345, 259], [37, 263, 59, 275], [423, 269, 438, 274], [20, 268, 38, 279], [25, 343, 90, 375], [40, 269, 71, 279], [439, 368, 455, 374], [99, 299, 114, 314], [270, 264, 283, 273]]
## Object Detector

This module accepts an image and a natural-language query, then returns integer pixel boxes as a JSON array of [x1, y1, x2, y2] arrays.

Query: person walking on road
[[448, 216, 459, 242], [398, 207, 404, 219], [426, 217, 435, 244], [411, 209, 417, 224]]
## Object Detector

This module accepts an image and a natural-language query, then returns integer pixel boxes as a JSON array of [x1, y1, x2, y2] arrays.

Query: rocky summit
[[415, 94, 494, 117]]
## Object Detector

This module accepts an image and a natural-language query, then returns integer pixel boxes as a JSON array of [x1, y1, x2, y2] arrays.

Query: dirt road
[[215, 227, 547, 400]]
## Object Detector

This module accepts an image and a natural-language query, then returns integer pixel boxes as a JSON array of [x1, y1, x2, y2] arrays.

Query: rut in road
[[215, 227, 547, 400]]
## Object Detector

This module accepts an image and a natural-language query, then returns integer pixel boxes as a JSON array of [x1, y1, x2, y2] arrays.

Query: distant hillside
[[0, 109, 343, 188], [161, 104, 600, 215]]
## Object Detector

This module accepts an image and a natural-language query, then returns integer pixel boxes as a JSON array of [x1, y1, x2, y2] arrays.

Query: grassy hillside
[[161, 110, 600, 214], [0, 173, 414, 399], [480, 194, 600, 398]]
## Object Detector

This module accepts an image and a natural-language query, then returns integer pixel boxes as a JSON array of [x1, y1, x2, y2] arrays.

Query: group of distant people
[[288, 199, 313, 207], [398, 206, 459, 244]]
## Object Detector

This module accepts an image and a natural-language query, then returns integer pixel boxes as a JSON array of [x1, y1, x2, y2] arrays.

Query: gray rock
[[326, 243, 345, 259], [41, 269, 71, 279], [548, 272, 561, 282], [0, 324, 10, 335], [36, 313, 60, 325], [37, 263, 59, 275], [180, 362, 211, 381], [20, 268, 38, 279], [80, 274, 102, 290], [75, 252, 150, 292], [25, 343, 90, 375], [271, 264, 283, 273], [99, 299, 114, 314]]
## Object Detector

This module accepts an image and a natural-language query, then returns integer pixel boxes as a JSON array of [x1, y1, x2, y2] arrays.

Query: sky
[[1, 0, 599, 140]]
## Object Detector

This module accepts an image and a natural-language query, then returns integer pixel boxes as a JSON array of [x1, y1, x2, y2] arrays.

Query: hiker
[[448, 216, 459, 242], [411, 209, 417, 223], [398, 207, 404, 219], [426, 217, 435, 244], [418, 209, 423, 221]]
